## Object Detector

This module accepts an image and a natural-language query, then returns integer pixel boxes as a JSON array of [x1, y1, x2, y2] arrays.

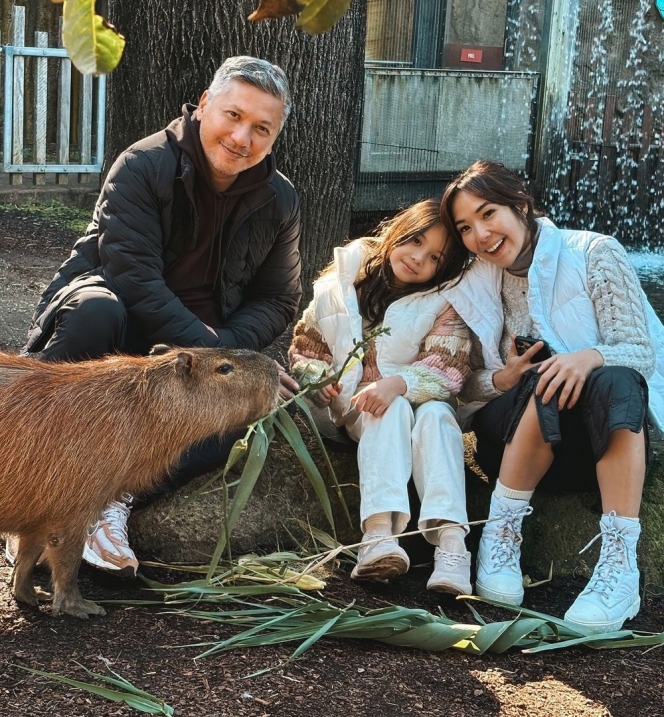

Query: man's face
[[197, 80, 285, 191]]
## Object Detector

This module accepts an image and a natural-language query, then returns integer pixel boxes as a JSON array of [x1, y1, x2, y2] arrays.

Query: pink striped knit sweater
[[289, 301, 472, 406]]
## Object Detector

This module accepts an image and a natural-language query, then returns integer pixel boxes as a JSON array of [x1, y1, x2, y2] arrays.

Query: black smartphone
[[515, 335, 552, 363]]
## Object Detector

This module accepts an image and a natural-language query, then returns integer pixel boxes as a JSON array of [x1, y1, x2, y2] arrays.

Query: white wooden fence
[[0, 5, 106, 186]]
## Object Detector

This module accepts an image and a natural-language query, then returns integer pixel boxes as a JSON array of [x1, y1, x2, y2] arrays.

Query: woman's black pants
[[471, 366, 649, 492]]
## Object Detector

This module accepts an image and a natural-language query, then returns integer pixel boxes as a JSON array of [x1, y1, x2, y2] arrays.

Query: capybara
[[0, 346, 279, 618]]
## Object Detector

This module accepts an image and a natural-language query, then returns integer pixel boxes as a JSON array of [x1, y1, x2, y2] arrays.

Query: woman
[[440, 160, 664, 633], [289, 200, 473, 593]]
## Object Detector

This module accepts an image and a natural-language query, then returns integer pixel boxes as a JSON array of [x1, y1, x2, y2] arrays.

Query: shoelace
[[358, 534, 395, 559], [434, 547, 466, 567], [487, 505, 533, 568], [578, 521, 628, 600], [101, 500, 131, 543]]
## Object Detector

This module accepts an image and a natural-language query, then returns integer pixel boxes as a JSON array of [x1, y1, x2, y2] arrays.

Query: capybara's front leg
[[49, 541, 106, 619], [11, 534, 52, 606]]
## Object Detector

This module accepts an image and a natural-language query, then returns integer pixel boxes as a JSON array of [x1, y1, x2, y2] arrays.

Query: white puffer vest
[[313, 239, 453, 422], [442, 218, 664, 432]]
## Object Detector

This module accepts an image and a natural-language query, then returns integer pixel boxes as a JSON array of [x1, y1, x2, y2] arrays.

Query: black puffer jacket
[[25, 121, 301, 352]]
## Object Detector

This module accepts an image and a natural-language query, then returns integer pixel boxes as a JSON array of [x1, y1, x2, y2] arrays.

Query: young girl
[[289, 200, 473, 593], [440, 160, 664, 633]]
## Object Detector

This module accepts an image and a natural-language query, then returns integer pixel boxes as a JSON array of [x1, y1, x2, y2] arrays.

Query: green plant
[[171, 327, 389, 581], [13, 663, 174, 715]]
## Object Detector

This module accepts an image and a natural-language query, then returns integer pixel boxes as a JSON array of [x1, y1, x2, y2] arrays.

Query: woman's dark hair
[[352, 199, 471, 328], [440, 160, 541, 248]]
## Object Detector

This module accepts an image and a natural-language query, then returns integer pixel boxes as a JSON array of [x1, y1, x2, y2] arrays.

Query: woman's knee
[[583, 366, 647, 408]]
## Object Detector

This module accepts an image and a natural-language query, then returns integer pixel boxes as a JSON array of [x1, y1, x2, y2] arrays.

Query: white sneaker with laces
[[350, 533, 410, 582], [564, 512, 641, 634], [475, 494, 533, 605], [427, 547, 472, 595], [82, 493, 139, 578]]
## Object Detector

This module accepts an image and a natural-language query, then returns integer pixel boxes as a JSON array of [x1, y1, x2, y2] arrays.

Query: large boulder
[[130, 413, 664, 586]]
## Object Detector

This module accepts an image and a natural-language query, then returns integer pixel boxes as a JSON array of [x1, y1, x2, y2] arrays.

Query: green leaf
[[13, 665, 174, 715], [205, 420, 272, 581], [296, 0, 353, 35], [294, 396, 353, 527], [290, 611, 343, 658], [166, 433, 249, 519], [486, 617, 550, 654], [273, 407, 335, 533], [62, 0, 125, 75]]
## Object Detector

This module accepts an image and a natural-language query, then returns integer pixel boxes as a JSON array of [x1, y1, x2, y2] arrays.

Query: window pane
[[443, 0, 509, 70], [365, 0, 415, 63]]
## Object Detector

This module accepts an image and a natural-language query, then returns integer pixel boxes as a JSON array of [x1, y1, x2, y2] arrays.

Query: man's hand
[[536, 349, 604, 409], [492, 335, 547, 393], [351, 376, 407, 417], [275, 361, 299, 401]]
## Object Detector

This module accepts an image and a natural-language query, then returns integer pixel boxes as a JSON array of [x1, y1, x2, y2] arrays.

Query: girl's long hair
[[440, 160, 541, 248], [331, 199, 470, 328]]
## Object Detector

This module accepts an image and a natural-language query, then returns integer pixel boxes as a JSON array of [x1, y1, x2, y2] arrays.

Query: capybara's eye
[[216, 363, 234, 375]]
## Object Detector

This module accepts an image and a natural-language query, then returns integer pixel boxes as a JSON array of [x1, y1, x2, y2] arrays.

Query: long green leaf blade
[[293, 396, 352, 526], [168, 434, 249, 518], [274, 406, 335, 532], [290, 612, 343, 659], [205, 420, 271, 581], [14, 665, 173, 715]]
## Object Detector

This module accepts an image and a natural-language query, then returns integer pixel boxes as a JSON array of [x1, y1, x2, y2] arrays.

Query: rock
[[130, 417, 664, 587]]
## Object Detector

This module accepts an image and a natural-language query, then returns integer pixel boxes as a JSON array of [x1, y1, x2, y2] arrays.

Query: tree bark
[[106, 0, 367, 289]]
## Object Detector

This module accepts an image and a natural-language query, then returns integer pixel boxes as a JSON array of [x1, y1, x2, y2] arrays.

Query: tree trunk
[[106, 0, 367, 288]]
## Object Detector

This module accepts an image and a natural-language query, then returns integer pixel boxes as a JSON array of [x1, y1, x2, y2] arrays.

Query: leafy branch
[[171, 328, 390, 582]]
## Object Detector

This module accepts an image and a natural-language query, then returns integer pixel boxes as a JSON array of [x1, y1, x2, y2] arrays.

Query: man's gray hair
[[207, 56, 292, 125]]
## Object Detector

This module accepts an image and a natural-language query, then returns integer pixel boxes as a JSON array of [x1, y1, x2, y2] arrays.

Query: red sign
[[460, 48, 483, 63]]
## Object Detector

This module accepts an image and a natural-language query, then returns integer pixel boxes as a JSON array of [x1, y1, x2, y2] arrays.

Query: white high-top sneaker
[[564, 512, 641, 634], [475, 493, 533, 605]]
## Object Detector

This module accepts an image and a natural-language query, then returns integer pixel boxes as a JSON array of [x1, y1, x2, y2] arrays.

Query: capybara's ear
[[150, 344, 171, 356], [175, 351, 195, 378]]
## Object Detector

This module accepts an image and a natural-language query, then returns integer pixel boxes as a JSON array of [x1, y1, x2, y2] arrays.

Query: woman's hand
[[316, 381, 342, 406], [492, 335, 547, 393], [351, 376, 407, 417], [536, 349, 604, 409]]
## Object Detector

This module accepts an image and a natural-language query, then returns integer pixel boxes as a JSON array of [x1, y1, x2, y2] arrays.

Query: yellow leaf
[[296, 0, 353, 34], [62, 0, 125, 75]]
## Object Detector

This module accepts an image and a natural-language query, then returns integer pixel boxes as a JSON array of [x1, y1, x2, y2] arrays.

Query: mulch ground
[[1, 204, 663, 716], [1, 554, 663, 717]]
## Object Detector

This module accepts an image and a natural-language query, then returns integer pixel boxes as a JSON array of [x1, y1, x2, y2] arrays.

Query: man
[[15, 56, 301, 577]]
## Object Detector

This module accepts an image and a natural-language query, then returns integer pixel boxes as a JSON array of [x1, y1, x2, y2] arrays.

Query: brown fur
[[0, 347, 279, 618]]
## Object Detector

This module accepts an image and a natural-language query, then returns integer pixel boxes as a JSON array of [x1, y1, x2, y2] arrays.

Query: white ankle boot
[[475, 494, 533, 605], [564, 512, 641, 634]]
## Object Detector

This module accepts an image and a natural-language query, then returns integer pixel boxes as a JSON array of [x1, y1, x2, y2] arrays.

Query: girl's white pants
[[339, 396, 468, 545]]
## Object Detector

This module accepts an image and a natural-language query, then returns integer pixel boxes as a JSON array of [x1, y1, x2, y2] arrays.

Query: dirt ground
[[0, 204, 663, 717]]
